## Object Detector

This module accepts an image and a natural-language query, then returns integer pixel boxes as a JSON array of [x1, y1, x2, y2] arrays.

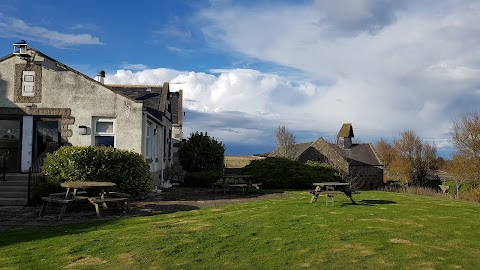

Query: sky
[[1, 0, 479, 158]]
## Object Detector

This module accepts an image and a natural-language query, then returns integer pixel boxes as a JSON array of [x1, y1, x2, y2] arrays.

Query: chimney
[[96, 70, 106, 84], [13, 40, 30, 58]]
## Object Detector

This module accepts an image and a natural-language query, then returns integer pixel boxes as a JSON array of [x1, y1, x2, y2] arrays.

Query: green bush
[[184, 171, 223, 187], [31, 176, 63, 202], [242, 157, 341, 189], [42, 146, 151, 199], [179, 132, 225, 173]]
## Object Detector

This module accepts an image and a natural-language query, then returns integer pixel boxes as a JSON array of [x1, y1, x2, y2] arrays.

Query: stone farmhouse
[[0, 40, 183, 204], [269, 124, 384, 189]]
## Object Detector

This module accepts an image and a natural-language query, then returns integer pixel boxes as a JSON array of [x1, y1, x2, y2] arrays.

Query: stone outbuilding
[[269, 124, 384, 189]]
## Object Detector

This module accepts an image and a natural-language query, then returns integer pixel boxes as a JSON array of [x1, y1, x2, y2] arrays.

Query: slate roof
[[329, 143, 382, 166], [107, 84, 169, 121], [338, 123, 354, 138], [267, 141, 314, 158]]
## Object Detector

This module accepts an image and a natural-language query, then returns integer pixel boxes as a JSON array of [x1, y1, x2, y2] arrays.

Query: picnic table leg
[[310, 186, 321, 203], [93, 203, 101, 217], [59, 204, 68, 219], [343, 191, 357, 204]]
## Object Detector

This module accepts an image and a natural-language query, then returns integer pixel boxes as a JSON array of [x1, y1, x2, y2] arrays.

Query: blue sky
[[1, 0, 480, 158]]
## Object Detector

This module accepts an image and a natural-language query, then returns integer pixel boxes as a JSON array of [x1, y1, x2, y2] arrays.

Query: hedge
[[41, 146, 151, 199], [242, 157, 341, 189]]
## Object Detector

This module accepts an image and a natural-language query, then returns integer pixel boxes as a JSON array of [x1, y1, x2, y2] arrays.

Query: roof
[[268, 141, 314, 158], [329, 143, 382, 166], [338, 123, 354, 138], [107, 83, 170, 121]]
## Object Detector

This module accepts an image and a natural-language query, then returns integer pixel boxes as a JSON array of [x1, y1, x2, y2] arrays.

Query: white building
[[0, 41, 183, 188]]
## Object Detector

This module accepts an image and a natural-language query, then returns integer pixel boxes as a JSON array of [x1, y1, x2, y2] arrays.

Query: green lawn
[[1, 191, 480, 269]]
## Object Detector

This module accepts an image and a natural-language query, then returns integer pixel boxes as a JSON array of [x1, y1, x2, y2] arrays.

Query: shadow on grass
[[0, 203, 201, 248], [342, 199, 397, 206]]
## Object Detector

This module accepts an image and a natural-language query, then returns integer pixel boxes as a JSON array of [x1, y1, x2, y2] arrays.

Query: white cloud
[[193, 0, 480, 153], [121, 63, 149, 71], [0, 14, 103, 47]]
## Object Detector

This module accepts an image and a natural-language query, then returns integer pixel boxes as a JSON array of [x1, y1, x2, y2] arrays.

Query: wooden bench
[[39, 196, 75, 219], [107, 192, 131, 198], [310, 191, 344, 204], [88, 197, 129, 217], [47, 191, 88, 198], [251, 183, 262, 194]]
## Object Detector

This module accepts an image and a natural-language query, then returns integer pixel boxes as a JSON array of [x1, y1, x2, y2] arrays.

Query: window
[[94, 118, 115, 147], [146, 121, 152, 158], [22, 71, 35, 97]]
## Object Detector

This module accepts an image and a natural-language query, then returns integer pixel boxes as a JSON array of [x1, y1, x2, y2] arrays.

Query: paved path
[[0, 187, 288, 231]]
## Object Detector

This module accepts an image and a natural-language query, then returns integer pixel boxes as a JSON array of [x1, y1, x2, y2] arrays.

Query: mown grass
[[1, 191, 480, 269]]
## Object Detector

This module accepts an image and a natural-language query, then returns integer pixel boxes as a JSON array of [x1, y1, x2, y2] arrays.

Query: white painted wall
[[20, 116, 33, 172]]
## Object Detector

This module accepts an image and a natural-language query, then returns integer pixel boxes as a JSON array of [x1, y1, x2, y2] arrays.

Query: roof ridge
[[106, 84, 164, 88]]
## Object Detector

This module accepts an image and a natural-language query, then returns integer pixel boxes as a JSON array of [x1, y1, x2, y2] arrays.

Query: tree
[[275, 126, 296, 160], [375, 138, 397, 180], [179, 132, 225, 173], [391, 130, 437, 185], [449, 112, 480, 187]]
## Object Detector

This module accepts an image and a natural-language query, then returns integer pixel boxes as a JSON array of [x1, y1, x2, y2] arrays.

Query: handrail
[[0, 150, 8, 182], [28, 142, 60, 204]]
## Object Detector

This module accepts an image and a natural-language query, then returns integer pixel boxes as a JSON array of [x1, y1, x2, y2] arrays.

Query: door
[[33, 118, 60, 161], [0, 116, 22, 172]]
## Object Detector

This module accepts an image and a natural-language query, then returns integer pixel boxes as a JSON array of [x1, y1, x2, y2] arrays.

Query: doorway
[[0, 116, 22, 172], [33, 118, 60, 161]]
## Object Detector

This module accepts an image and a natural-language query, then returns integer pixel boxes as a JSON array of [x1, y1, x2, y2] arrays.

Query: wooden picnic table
[[61, 181, 117, 199], [40, 181, 129, 218], [212, 175, 262, 195], [310, 182, 357, 205]]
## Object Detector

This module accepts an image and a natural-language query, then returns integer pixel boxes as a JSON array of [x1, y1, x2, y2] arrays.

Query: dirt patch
[[389, 238, 415, 245], [65, 256, 106, 268]]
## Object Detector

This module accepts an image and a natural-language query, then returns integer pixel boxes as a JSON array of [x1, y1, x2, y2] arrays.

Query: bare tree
[[391, 130, 437, 185], [375, 138, 397, 180], [275, 126, 296, 160], [450, 112, 480, 187]]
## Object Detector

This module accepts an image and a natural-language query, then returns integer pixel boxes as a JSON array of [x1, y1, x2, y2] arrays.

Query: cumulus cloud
[[194, 0, 480, 154], [104, 67, 326, 147], [0, 14, 103, 47]]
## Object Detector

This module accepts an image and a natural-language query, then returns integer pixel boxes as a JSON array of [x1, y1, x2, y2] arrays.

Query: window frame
[[93, 117, 116, 147]]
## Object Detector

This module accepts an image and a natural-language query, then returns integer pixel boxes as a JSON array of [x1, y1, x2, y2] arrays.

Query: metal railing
[[0, 150, 8, 182], [28, 143, 60, 204]]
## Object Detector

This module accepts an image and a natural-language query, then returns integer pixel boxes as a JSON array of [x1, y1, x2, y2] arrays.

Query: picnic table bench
[[212, 175, 262, 195], [39, 181, 130, 219], [310, 182, 358, 206]]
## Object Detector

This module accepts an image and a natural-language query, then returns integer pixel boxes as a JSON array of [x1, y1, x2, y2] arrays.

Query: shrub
[[460, 187, 480, 203], [242, 157, 341, 189], [31, 175, 63, 202], [42, 146, 151, 199], [184, 171, 223, 187], [179, 132, 225, 173]]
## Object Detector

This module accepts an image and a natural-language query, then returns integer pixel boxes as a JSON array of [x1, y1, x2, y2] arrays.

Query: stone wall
[[350, 165, 384, 189]]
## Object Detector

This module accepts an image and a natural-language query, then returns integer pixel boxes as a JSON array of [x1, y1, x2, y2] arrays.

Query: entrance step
[[0, 198, 28, 206], [0, 173, 30, 206]]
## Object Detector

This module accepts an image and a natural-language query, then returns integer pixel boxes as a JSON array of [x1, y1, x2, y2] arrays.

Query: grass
[[1, 191, 480, 269], [224, 155, 265, 169]]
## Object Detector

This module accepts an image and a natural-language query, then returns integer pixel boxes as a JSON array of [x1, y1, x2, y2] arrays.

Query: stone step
[[0, 198, 28, 206], [3, 174, 30, 182], [0, 180, 29, 186], [0, 186, 28, 192], [0, 191, 28, 198]]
